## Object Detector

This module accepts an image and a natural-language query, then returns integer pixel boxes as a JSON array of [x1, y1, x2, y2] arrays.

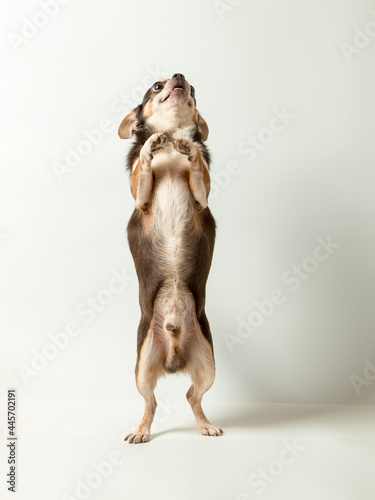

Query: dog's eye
[[190, 86, 195, 97], [153, 83, 164, 93]]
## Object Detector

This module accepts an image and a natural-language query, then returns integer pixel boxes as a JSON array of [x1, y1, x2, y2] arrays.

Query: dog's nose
[[172, 73, 185, 80]]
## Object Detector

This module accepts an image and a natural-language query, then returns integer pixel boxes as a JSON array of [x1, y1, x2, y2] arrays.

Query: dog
[[118, 73, 223, 443]]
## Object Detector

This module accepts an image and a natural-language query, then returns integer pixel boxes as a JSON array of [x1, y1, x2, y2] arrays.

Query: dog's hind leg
[[185, 329, 223, 437], [125, 329, 163, 444]]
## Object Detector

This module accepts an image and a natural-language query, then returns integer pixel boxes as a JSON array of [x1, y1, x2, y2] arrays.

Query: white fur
[[147, 87, 196, 135], [172, 125, 196, 140], [152, 149, 192, 332], [145, 134, 199, 356]]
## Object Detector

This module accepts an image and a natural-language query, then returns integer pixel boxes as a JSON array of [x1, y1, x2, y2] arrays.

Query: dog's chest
[[150, 139, 189, 172], [150, 146, 193, 271]]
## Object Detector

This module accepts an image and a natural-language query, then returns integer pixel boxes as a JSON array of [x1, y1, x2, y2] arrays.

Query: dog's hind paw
[[198, 424, 223, 437], [125, 430, 150, 444]]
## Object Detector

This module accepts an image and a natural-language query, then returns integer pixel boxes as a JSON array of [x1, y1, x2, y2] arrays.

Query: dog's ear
[[198, 114, 209, 141], [118, 106, 141, 139]]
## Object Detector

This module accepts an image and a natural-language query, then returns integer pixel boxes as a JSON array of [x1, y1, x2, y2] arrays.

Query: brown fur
[[120, 74, 223, 442]]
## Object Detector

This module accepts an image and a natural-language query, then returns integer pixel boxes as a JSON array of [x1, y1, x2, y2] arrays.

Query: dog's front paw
[[198, 424, 223, 437], [150, 132, 169, 153], [141, 133, 170, 162], [173, 138, 199, 162], [125, 429, 150, 444]]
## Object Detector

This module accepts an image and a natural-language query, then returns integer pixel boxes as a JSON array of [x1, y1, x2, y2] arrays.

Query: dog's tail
[[164, 320, 186, 373], [160, 283, 192, 373]]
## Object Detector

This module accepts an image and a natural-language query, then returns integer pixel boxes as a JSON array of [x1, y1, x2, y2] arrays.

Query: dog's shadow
[[217, 403, 348, 429], [150, 427, 195, 441], [148, 403, 348, 441]]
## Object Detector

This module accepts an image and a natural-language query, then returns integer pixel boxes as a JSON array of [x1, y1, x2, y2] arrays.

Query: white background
[[1, 2, 375, 499], [1, 0, 375, 413]]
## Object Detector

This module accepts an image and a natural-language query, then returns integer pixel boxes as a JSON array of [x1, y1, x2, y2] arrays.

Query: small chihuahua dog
[[119, 73, 222, 443]]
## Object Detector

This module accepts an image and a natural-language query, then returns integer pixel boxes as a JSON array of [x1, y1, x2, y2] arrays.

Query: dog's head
[[118, 73, 208, 142]]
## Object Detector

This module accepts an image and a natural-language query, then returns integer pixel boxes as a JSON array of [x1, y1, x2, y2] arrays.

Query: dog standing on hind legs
[[119, 73, 223, 443]]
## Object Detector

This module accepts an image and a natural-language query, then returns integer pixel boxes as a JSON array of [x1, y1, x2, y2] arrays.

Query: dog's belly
[[149, 153, 204, 371], [127, 149, 216, 372], [153, 168, 192, 275]]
